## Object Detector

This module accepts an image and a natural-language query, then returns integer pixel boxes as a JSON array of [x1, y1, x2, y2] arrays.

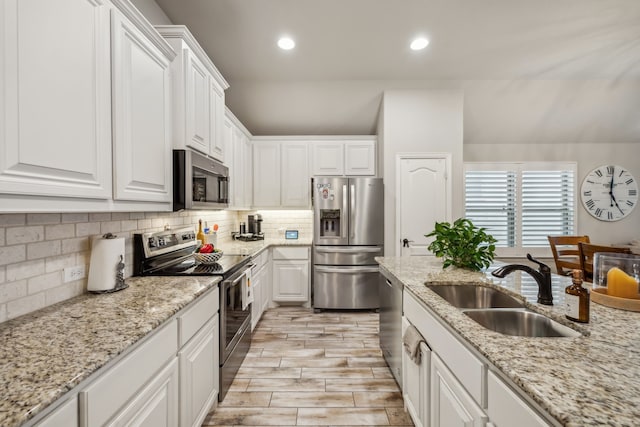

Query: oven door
[[220, 266, 252, 364]]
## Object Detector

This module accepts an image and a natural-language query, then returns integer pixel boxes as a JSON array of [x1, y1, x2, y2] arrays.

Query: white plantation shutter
[[465, 163, 576, 256], [465, 170, 516, 247]]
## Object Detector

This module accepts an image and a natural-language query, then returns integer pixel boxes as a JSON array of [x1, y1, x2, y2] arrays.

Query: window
[[464, 162, 577, 257]]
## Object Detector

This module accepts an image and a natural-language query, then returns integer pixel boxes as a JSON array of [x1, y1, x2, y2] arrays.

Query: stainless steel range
[[133, 227, 252, 402]]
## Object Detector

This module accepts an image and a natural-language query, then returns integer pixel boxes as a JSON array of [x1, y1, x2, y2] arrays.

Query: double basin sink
[[426, 284, 580, 338]]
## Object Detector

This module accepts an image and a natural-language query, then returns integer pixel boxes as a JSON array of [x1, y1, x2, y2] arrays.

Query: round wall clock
[[581, 165, 638, 221]]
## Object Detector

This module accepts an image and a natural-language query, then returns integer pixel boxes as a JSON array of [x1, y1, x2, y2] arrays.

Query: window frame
[[464, 162, 578, 258]]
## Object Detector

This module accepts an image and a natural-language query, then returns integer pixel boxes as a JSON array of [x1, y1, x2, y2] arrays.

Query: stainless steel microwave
[[173, 149, 229, 210]]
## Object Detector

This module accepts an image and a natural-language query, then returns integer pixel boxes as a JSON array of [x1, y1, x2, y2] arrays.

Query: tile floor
[[202, 307, 413, 427]]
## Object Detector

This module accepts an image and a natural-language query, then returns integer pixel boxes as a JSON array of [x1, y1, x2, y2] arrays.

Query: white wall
[[464, 143, 640, 245], [381, 90, 464, 256], [130, 0, 172, 24]]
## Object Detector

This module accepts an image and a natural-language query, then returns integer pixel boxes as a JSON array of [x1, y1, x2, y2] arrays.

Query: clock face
[[581, 165, 638, 221]]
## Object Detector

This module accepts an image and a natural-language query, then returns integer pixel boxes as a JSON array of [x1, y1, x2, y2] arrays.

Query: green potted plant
[[426, 218, 497, 271]]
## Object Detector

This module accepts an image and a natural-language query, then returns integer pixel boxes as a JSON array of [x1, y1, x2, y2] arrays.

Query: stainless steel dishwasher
[[378, 272, 403, 387]]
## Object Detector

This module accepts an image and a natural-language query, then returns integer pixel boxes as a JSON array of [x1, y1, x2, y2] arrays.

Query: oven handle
[[225, 264, 254, 287]]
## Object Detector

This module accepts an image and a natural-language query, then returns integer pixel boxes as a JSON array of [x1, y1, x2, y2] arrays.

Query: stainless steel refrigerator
[[313, 177, 384, 310]]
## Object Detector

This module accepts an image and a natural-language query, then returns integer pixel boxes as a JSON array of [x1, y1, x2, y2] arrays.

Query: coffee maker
[[248, 214, 263, 236]]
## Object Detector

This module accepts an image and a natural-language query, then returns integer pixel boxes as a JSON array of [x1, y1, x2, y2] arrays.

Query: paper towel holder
[[88, 233, 129, 294]]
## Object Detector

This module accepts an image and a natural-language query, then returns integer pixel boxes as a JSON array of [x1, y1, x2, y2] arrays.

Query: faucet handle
[[526, 254, 551, 272]]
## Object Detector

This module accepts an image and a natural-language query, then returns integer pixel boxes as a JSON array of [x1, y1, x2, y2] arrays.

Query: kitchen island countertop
[[377, 256, 640, 427]]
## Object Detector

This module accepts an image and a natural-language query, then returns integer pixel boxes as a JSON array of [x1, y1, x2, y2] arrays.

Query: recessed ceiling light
[[410, 37, 429, 51], [278, 37, 295, 50]]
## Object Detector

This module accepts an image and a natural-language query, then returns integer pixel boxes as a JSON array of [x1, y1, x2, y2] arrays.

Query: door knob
[[402, 238, 414, 248]]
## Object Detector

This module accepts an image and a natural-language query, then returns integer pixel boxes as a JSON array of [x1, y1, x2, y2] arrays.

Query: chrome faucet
[[491, 254, 553, 305]]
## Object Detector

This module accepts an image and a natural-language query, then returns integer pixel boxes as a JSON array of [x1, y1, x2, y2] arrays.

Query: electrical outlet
[[64, 265, 86, 283]]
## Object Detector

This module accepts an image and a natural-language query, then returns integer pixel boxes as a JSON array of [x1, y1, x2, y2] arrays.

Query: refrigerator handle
[[342, 184, 348, 239], [350, 183, 356, 240]]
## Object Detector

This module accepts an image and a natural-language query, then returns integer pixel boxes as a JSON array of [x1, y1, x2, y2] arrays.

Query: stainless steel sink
[[426, 284, 525, 309], [463, 309, 581, 338]]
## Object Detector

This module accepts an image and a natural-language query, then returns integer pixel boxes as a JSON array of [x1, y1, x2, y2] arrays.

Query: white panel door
[[0, 0, 112, 199], [281, 142, 310, 207], [397, 155, 451, 256], [430, 353, 487, 427], [185, 51, 210, 154], [243, 135, 253, 208], [111, 10, 172, 203], [179, 316, 218, 427], [345, 140, 376, 176], [272, 260, 309, 302], [209, 82, 225, 161], [253, 142, 281, 207], [312, 142, 344, 176]]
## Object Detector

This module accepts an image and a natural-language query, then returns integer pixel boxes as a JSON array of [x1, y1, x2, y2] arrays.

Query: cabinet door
[[430, 353, 487, 427], [209, 82, 225, 161], [227, 121, 244, 208], [402, 318, 430, 427], [0, 0, 112, 200], [251, 271, 262, 331], [36, 396, 78, 427], [243, 135, 253, 208], [281, 142, 310, 207], [487, 371, 549, 427], [253, 142, 281, 207], [272, 260, 309, 302], [179, 315, 219, 427], [185, 51, 211, 154], [345, 140, 376, 176], [108, 358, 179, 427], [260, 264, 270, 312], [312, 142, 344, 176], [111, 10, 172, 203]]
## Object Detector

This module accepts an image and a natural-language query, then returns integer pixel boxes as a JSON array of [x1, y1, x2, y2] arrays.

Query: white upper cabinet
[[225, 108, 252, 210], [0, 0, 112, 201], [344, 140, 376, 175], [156, 25, 229, 162], [252, 142, 281, 207], [111, 3, 174, 203], [252, 139, 311, 208], [312, 142, 344, 176], [311, 138, 377, 176], [281, 142, 310, 207]]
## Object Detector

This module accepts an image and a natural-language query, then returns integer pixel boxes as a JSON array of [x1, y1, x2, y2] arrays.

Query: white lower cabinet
[[403, 290, 552, 427], [36, 396, 78, 427], [251, 269, 262, 331], [487, 371, 549, 427], [179, 315, 219, 427], [108, 358, 179, 427], [272, 247, 310, 304], [401, 317, 430, 427], [430, 353, 487, 427]]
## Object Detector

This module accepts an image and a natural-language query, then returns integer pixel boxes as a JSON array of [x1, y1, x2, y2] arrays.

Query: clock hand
[[609, 166, 615, 207], [610, 192, 625, 215]]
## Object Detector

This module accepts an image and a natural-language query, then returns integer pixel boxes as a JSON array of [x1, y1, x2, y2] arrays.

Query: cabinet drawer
[[404, 291, 486, 407], [487, 371, 549, 427], [272, 246, 309, 260], [179, 287, 219, 347], [79, 319, 178, 427], [254, 249, 269, 269], [36, 395, 78, 427]]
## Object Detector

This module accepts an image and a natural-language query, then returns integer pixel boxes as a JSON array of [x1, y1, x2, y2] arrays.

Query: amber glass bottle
[[196, 219, 205, 244], [565, 269, 590, 323]]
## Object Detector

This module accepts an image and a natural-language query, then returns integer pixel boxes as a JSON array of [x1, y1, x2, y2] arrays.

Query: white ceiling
[[153, 0, 640, 140]]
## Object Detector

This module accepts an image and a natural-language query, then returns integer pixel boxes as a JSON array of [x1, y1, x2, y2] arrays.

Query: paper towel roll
[[88, 234, 125, 292]]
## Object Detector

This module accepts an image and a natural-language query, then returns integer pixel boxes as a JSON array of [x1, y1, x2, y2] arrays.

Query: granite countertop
[[217, 237, 313, 256], [376, 256, 640, 427], [0, 275, 221, 427]]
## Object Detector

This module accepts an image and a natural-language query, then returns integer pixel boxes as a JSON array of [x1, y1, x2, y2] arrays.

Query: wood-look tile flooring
[[202, 307, 413, 427]]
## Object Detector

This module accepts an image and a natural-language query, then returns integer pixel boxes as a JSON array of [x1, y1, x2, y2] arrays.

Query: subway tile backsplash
[[0, 209, 313, 323]]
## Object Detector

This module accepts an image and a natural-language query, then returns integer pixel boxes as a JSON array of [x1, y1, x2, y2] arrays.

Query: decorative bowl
[[193, 250, 223, 264]]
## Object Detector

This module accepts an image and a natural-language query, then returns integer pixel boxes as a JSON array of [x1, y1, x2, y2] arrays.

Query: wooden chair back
[[579, 243, 632, 282], [547, 235, 590, 275]]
